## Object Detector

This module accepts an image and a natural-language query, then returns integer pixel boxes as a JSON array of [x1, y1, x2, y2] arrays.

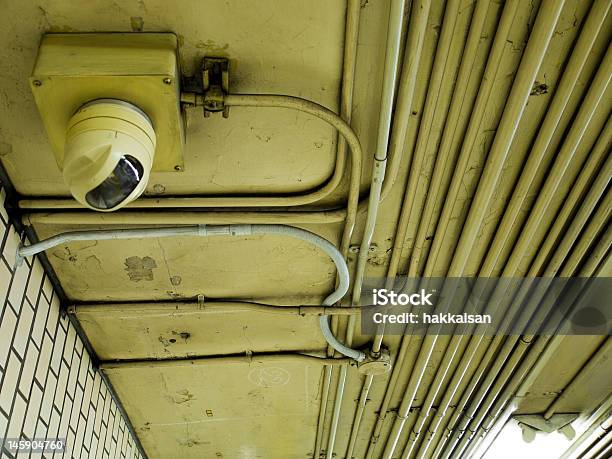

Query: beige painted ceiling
[[1, 0, 611, 458]]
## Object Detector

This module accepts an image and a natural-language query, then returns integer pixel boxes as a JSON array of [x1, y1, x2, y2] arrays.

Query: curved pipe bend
[[17, 223, 366, 362]]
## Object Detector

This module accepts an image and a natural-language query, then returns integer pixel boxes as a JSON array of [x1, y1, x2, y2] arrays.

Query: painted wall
[[0, 187, 143, 459]]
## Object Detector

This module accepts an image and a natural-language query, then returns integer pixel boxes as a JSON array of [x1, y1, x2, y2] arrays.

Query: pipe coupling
[[357, 347, 392, 375]]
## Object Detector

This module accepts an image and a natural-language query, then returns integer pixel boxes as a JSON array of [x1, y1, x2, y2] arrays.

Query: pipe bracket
[[202, 57, 229, 118]]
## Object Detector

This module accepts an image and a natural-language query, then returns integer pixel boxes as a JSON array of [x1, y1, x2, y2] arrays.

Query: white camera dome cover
[[63, 99, 156, 211]]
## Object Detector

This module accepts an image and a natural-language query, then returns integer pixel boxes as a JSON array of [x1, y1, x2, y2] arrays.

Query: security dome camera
[[62, 99, 156, 211]]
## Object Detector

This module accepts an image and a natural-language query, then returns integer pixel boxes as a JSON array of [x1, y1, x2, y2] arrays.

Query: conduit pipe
[[22, 210, 347, 226], [578, 425, 612, 459], [372, 1, 482, 456], [322, 1, 406, 457], [435, 0, 565, 277], [432, 170, 609, 458], [473, 340, 612, 459], [559, 395, 612, 459], [347, 0, 434, 455], [335, 0, 362, 252], [544, 338, 612, 420], [16, 224, 366, 362], [25, 97, 362, 212], [425, 6, 606, 457], [364, 0, 492, 454], [224, 96, 364, 254], [416, 4, 611, 455], [379, 2, 565, 457], [435, 57, 612, 459], [371, 0, 432, 304], [100, 353, 354, 370], [377, 0, 430, 207], [433, 115, 612, 459], [69, 301, 363, 317], [443, 184, 611, 459], [470, 342, 608, 459], [313, 0, 362, 455], [583, 430, 612, 459], [365, 0, 517, 453], [462, 208, 612, 456], [405, 0, 491, 279], [468, 312, 609, 459], [375, 0, 454, 352], [356, 0, 464, 452], [449, 197, 612, 459], [348, 0, 406, 335], [421, 160, 607, 459], [478, 0, 611, 276], [21, 90, 410, 215], [391, 0, 464, 288], [419, 0, 519, 277], [591, 439, 612, 459], [471, 318, 611, 458]]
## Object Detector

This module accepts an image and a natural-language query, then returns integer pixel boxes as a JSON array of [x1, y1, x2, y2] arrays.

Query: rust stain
[[130, 16, 144, 32], [195, 39, 229, 53], [179, 439, 210, 448], [165, 389, 195, 405], [124, 256, 157, 281], [170, 275, 182, 286], [173, 331, 191, 341], [159, 331, 190, 347], [166, 290, 184, 299], [158, 335, 172, 349], [530, 80, 548, 96]]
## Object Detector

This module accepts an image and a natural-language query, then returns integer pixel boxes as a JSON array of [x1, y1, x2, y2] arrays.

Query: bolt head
[[163, 78, 172, 85], [152, 184, 166, 194]]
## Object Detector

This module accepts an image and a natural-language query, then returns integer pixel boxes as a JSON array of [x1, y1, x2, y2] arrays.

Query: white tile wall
[[0, 189, 143, 459]]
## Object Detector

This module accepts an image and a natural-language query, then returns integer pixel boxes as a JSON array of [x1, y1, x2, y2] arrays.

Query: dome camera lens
[[85, 155, 144, 210], [63, 99, 156, 211]]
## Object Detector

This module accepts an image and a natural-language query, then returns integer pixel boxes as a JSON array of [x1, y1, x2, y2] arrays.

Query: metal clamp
[[514, 413, 579, 442], [202, 57, 229, 118]]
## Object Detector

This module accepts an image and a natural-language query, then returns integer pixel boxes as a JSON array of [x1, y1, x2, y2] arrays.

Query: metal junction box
[[30, 33, 184, 172]]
